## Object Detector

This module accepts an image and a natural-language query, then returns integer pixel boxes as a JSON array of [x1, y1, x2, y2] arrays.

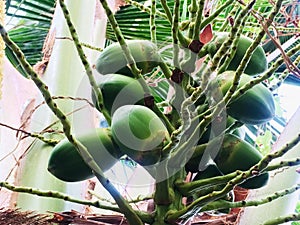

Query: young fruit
[[214, 134, 269, 189], [185, 134, 269, 189], [111, 105, 169, 166], [95, 40, 161, 77], [48, 128, 122, 182], [207, 32, 267, 76], [196, 116, 245, 145], [214, 71, 275, 125], [92, 74, 146, 116]]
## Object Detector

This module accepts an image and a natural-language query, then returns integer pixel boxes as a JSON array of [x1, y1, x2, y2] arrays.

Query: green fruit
[[48, 128, 122, 182], [214, 134, 269, 189], [185, 134, 269, 189], [207, 32, 267, 76], [92, 74, 146, 115], [196, 116, 244, 145], [95, 40, 161, 77], [111, 105, 169, 166], [215, 71, 275, 125]]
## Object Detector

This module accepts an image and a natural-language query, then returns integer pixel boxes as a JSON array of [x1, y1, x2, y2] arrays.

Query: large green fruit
[[185, 134, 269, 189], [207, 32, 267, 76], [111, 105, 169, 166], [95, 40, 161, 77], [48, 128, 122, 182], [214, 134, 269, 189], [92, 74, 146, 115], [215, 71, 275, 125]]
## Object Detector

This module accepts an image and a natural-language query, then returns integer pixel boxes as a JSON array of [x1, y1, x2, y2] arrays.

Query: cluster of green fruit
[[47, 33, 275, 191]]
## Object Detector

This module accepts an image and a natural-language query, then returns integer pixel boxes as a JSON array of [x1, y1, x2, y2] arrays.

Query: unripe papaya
[[207, 32, 267, 76], [48, 128, 122, 182], [215, 71, 275, 125], [92, 74, 146, 116], [111, 105, 170, 166], [95, 40, 161, 77], [214, 134, 269, 189]]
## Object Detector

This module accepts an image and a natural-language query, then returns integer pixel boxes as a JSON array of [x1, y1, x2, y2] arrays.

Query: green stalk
[[125, 0, 167, 19], [160, 0, 172, 22], [270, 47, 300, 91], [192, 0, 205, 41], [150, 0, 157, 43], [261, 213, 300, 225], [187, 0, 197, 39], [176, 156, 300, 197], [0, 181, 154, 224], [0, 122, 59, 145], [202, 184, 300, 212], [172, 0, 180, 68], [216, 13, 249, 73], [218, 2, 240, 32], [200, 0, 234, 31]]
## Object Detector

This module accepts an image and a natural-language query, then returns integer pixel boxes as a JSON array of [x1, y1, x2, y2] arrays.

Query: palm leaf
[[106, 0, 190, 42], [5, 0, 55, 77]]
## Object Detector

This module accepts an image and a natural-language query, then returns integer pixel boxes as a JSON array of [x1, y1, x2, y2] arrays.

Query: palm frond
[[5, 0, 55, 77]]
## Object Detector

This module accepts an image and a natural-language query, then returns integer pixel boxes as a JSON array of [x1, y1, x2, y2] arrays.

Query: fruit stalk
[[218, 2, 239, 32], [216, 14, 248, 73], [0, 181, 120, 211], [98, 0, 144, 80], [262, 213, 300, 225], [160, 0, 172, 22], [172, 0, 180, 68], [200, 0, 234, 31], [271, 49, 300, 90], [187, 0, 198, 39], [209, 1, 254, 72], [58, 0, 110, 122], [260, 42, 300, 88], [192, 0, 205, 41], [202, 184, 300, 212], [0, 122, 59, 145], [94, 173, 144, 225], [150, 0, 156, 43], [125, 0, 168, 19], [0, 181, 153, 223]]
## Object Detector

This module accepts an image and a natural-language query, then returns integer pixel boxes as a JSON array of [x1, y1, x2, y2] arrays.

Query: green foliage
[[5, 0, 55, 77]]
